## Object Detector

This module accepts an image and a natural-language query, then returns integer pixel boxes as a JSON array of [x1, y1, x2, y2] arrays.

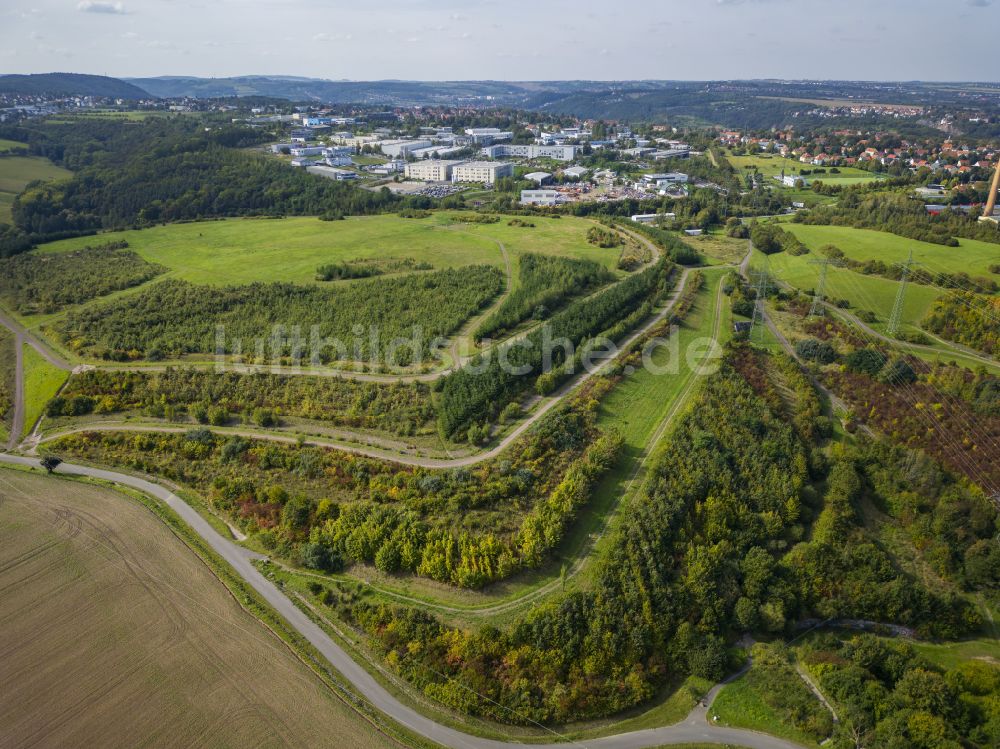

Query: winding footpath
[[15, 268, 694, 469], [0, 452, 805, 749]]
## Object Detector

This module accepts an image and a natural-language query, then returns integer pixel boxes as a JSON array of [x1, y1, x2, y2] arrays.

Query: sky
[[2, 0, 999, 82]]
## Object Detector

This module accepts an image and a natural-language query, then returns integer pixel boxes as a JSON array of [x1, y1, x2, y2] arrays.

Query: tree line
[[793, 191, 1000, 247], [474, 253, 614, 342], [438, 259, 673, 439]]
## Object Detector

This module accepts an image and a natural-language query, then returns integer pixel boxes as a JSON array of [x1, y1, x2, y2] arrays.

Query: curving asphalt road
[[0, 453, 805, 749]]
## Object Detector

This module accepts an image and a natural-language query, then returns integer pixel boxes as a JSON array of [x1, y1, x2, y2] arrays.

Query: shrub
[[795, 337, 837, 364]]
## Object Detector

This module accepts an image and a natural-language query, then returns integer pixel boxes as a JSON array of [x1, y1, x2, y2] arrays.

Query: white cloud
[[77, 1, 126, 14]]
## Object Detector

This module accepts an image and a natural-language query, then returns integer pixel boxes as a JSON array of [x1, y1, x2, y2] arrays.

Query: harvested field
[[0, 468, 389, 749]]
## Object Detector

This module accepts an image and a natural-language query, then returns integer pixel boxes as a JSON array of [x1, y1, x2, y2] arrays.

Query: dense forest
[[438, 259, 673, 438], [0, 241, 164, 315], [0, 118, 403, 255], [56, 266, 503, 364], [50, 368, 437, 436], [800, 633, 999, 747], [474, 253, 614, 341], [333, 350, 986, 725]]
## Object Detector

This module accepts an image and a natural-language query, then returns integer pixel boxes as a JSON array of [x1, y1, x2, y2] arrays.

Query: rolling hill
[[0, 73, 150, 99]]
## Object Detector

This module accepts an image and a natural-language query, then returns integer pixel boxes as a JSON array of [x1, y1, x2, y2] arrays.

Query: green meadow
[[36, 212, 616, 288], [782, 223, 1000, 279], [757, 246, 942, 330], [727, 152, 884, 187], [0, 138, 27, 154], [0, 156, 71, 223], [21, 344, 67, 439]]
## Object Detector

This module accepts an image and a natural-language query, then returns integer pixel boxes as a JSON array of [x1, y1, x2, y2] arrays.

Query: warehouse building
[[520, 189, 562, 206], [451, 161, 514, 184], [379, 139, 433, 158]]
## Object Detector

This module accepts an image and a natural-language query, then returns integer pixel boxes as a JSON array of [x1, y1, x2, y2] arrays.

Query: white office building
[[521, 189, 562, 206], [405, 159, 467, 182], [464, 128, 513, 145], [481, 144, 578, 161], [451, 161, 514, 184]]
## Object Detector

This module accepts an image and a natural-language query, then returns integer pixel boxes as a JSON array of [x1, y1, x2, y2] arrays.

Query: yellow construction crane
[[983, 157, 1000, 222]]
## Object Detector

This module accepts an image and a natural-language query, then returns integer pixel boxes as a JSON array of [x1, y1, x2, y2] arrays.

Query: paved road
[[0, 453, 805, 749], [0, 308, 72, 372]]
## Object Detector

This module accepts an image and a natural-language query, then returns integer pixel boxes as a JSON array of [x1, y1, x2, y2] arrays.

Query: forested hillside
[[0, 73, 150, 98], [0, 118, 402, 255]]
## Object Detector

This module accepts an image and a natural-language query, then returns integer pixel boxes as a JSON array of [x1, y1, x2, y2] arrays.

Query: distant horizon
[[3, 0, 998, 82], [6, 72, 1000, 86]]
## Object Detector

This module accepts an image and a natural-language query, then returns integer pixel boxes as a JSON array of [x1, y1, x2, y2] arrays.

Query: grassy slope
[[21, 343, 66, 438], [0, 138, 27, 153], [711, 671, 821, 749], [0, 155, 71, 223], [755, 247, 941, 332], [727, 152, 883, 186], [0, 467, 392, 749], [35, 212, 614, 287], [782, 223, 1000, 279]]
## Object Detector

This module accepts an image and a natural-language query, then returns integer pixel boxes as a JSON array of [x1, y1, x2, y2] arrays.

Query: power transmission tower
[[807, 257, 840, 317], [887, 249, 919, 337], [749, 255, 773, 344]]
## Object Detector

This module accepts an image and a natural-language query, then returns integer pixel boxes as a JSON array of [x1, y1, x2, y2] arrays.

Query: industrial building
[[404, 159, 466, 182], [464, 128, 513, 145], [524, 171, 551, 185], [379, 139, 433, 158], [481, 144, 577, 161], [520, 189, 562, 206], [451, 161, 514, 184]]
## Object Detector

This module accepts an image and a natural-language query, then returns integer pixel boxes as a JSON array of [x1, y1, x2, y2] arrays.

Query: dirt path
[[324, 272, 728, 618], [31, 270, 693, 469]]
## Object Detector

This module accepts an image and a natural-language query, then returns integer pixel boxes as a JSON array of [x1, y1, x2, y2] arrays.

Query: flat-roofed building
[[379, 139, 433, 158], [404, 159, 467, 182], [451, 161, 514, 185], [521, 189, 562, 206], [481, 144, 577, 161]]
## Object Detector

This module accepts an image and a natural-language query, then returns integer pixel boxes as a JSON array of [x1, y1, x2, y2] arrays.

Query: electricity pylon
[[749, 254, 773, 343], [887, 249, 919, 337], [807, 257, 841, 317]]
